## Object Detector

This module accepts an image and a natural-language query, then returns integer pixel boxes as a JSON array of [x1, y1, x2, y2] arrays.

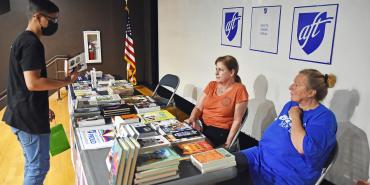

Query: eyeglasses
[[39, 13, 58, 23]]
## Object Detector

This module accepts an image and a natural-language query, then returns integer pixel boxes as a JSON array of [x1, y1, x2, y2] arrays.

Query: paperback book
[[136, 147, 181, 172], [139, 110, 176, 123], [130, 123, 159, 139], [76, 124, 115, 150], [136, 135, 171, 153], [190, 148, 235, 173], [174, 140, 214, 156]]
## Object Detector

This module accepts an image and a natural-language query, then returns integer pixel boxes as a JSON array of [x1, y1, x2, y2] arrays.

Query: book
[[113, 114, 140, 129], [122, 95, 160, 113], [76, 124, 115, 150], [127, 137, 141, 185], [134, 170, 177, 184], [96, 94, 122, 105], [196, 161, 236, 174], [76, 115, 105, 127], [130, 123, 159, 138], [139, 110, 176, 123], [65, 52, 87, 74], [152, 119, 205, 144], [121, 138, 135, 185], [174, 140, 214, 156], [136, 135, 171, 153], [136, 147, 181, 172], [137, 174, 179, 185], [190, 148, 235, 169], [135, 164, 178, 179], [107, 138, 126, 185]]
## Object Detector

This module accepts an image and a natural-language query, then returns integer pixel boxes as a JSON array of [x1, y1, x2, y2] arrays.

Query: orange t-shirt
[[201, 81, 248, 129]]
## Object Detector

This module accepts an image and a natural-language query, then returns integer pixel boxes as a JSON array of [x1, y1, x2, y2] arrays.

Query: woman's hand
[[289, 106, 302, 122], [184, 118, 203, 132]]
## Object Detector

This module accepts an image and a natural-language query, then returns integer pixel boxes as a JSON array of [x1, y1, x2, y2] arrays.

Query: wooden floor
[[0, 89, 75, 185], [0, 86, 188, 185]]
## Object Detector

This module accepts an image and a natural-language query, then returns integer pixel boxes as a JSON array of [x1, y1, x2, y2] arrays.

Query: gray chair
[[315, 142, 339, 185], [227, 108, 249, 152], [152, 74, 180, 108]]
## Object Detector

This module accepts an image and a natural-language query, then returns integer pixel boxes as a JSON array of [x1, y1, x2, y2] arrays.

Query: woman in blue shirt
[[234, 69, 337, 185]]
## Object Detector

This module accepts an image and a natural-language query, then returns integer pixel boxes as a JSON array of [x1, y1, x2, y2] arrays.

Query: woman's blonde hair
[[299, 69, 336, 101]]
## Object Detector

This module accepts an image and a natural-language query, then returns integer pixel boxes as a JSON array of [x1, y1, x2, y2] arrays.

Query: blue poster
[[289, 4, 339, 65], [221, 7, 244, 48]]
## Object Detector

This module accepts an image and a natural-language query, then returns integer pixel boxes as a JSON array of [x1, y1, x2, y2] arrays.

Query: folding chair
[[315, 142, 339, 185], [227, 108, 249, 152], [152, 74, 180, 108]]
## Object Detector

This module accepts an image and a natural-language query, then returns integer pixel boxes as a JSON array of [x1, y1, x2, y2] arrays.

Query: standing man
[[2, 0, 78, 184]]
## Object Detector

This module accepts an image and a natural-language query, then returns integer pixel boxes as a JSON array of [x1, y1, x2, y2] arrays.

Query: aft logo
[[289, 4, 338, 65], [221, 7, 244, 48]]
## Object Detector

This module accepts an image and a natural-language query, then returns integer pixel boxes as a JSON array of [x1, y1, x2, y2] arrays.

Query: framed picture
[[83, 31, 102, 63]]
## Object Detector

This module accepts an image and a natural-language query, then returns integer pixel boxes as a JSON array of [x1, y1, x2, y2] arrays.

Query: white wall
[[159, 0, 370, 183]]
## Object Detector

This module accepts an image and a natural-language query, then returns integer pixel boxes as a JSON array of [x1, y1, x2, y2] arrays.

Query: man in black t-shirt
[[2, 0, 77, 184]]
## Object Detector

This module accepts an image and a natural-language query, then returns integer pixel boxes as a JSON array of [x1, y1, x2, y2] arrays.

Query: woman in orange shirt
[[186, 55, 248, 148]]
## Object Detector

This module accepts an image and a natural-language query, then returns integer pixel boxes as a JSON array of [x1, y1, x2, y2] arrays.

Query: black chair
[[152, 74, 180, 108], [315, 142, 339, 185], [227, 108, 249, 152]]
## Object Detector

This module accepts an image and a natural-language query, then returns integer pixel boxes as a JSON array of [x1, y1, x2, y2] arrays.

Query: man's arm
[[24, 69, 78, 91]]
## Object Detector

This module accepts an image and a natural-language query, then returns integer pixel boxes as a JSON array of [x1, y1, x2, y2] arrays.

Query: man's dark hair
[[27, 0, 59, 18]]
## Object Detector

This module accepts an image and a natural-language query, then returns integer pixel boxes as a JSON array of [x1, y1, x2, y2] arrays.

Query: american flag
[[124, 8, 137, 85]]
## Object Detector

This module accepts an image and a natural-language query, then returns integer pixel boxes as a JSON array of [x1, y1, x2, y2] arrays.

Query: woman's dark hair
[[299, 69, 336, 101], [215, 55, 241, 83], [28, 0, 59, 18]]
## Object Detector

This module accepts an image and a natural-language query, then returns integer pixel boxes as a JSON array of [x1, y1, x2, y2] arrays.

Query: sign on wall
[[289, 4, 339, 65], [250, 5, 282, 54], [221, 7, 244, 48]]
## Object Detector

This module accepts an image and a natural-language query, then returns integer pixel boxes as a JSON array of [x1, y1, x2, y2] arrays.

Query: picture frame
[[83, 31, 102, 63]]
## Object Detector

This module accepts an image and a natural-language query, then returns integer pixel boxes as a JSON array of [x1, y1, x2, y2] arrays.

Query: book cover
[[121, 138, 135, 185], [175, 140, 214, 156], [127, 137, 141, 185], [113, 114, 140, 128], [130, 123, 158, 138], [139, 110, 176, 123], [65, 52, 87, 73], [107, 138, 126, 185], [136, 135, 170, 153], [136, 147, 180, 171], [190, 148, 235, 168], [76, 125, 115, 150], [76, 115, 105, 127]]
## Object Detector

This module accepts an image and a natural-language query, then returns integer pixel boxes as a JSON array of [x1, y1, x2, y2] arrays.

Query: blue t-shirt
[[242, 101, 337, 185]]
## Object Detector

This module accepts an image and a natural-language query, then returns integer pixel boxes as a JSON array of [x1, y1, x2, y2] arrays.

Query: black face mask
[[41, 20, 58, 36]]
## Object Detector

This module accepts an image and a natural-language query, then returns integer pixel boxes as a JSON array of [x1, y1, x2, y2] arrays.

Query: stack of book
[[106, 137, 140, 185], [134, 147, 181, 185], [73, 106, 101, 119], [101, 104, 135, 118], [107, 80, 134, 96], [96, 94, 122, 106], [112, 114, 140, 129], [151, 119, 205, 144], [76, 115, 105, 127], [118, 124, 171, 152], [122, 95, 160, 113], [190, 148, 236, 173]]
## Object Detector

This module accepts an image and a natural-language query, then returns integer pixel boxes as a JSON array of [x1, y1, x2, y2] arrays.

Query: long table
[[69, 86, 237, 185]]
